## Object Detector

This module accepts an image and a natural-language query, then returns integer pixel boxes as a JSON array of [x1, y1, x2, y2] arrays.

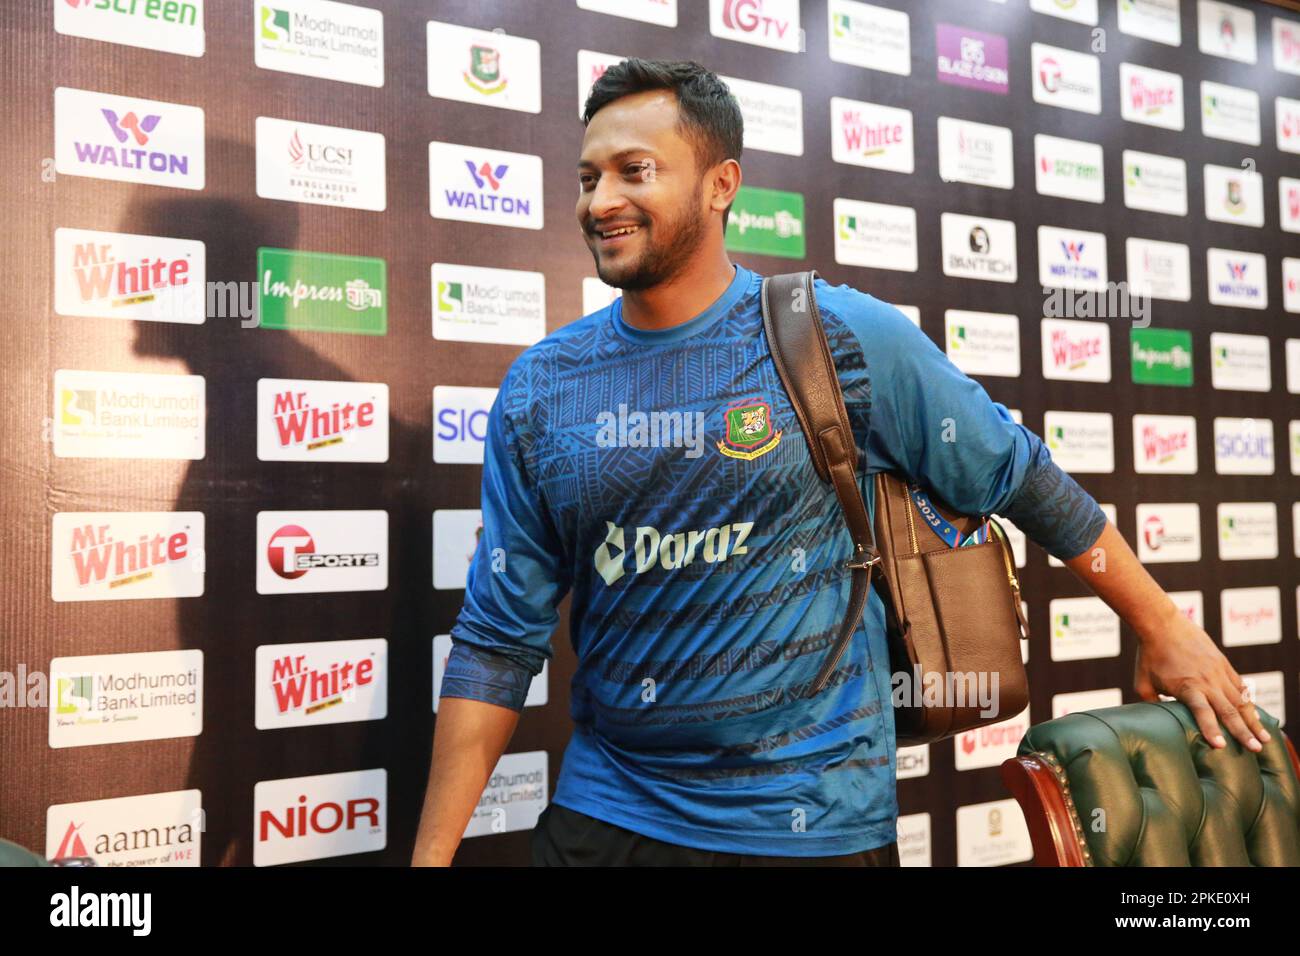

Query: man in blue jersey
[[412, 59, 1270, 867]]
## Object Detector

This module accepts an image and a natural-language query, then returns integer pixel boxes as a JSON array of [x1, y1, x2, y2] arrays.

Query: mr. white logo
[[594, 520, 754, 585], [1120, 63, 1184, 129], [257, 379, 388, 462], [1132, 415, 1198, 474], [830, 98, 913, 173], [50, 887, 151, 937], [256, 639, 386, 729], [55, 228, 205, 324], [1041, 319, 1110, 382], [52, 512, 204, 602]]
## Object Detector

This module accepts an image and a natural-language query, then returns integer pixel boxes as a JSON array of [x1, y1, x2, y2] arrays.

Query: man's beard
[[591, 184, 707, 291]]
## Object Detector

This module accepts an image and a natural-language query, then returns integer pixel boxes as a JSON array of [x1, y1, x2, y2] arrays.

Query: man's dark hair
[[582, 58, 743, 228]]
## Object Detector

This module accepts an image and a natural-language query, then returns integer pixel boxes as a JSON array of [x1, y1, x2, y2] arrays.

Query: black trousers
[[530, 802, 901, 867]]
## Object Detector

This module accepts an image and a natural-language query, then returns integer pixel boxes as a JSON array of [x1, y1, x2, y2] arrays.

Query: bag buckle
[[845, 545, 880, 571]]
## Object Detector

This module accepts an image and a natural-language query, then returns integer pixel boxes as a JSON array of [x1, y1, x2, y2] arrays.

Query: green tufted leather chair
[[1001, 701, 1300, 866]]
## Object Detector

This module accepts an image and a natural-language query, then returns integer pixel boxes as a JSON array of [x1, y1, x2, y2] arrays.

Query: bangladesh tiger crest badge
[[716, 398, 782, 460]]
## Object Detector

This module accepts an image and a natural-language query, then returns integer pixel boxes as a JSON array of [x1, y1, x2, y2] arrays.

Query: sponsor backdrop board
[[2, 0, 1298, 868]]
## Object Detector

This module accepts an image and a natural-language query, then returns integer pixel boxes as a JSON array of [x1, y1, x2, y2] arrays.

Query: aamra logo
[[716, 398, 782, 460], [103, 109, 159, 147], [465, 44, 506, 95], [466, 160, 507, 191], [53, 821, 91, 860], [260, 5, 289, 43]]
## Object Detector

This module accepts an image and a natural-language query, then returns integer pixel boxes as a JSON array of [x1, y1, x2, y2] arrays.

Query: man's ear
[[710, 158, 742, 215]]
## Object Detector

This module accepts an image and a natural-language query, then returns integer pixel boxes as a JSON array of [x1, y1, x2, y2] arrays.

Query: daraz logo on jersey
[[594, 519, 755, 585]]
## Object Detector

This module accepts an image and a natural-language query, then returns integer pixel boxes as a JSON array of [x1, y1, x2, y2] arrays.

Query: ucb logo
[[594, 520, 755, 585]]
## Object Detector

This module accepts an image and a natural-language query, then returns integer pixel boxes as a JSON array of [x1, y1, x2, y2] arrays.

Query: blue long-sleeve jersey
[[441, 263, 1108, 856]]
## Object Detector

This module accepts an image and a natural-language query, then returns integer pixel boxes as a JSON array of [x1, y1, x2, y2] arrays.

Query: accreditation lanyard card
[[907, 484, 990, 549]]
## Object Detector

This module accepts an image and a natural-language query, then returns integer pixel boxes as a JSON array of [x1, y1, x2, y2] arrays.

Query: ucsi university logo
[[594, 520, 755, 585], [288, 128, 352, 170]]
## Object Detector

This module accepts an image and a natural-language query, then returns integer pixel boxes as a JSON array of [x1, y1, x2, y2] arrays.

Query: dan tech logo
[[52, 512, 204, 602], [256, 511, 387, 595], [254, 769, 386, 866], [55, 88, 205, 189], [429, 142, 543, 229], [594, 519, 755, 586], [255, 639, 386, 729], [710, 0, 802, 52], [941, 213, 1016, 282], [54, 0, 204, 57], [54, 228, 205, 324], [433, 385, 496, 464], [257, 378, 388, 462]]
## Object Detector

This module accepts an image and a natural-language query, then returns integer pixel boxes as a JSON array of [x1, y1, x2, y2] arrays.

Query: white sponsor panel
[[55, 0, 204, 56], [1136, 503, 1201, 563], [257, 379, 388, 462], [433, 634, 548, 711], [1292, 421, 1300, 474], [1207, 248, 1267, 310], [49, 650, 202, 749], [954, 706, 1030, 771], [255, 0, 383, 87], [994, 517, 1026, 570], [256, 510, 388, 595], [54, 228, 206, 324], [956, 798, 1032, 867], [582, 276, 621, 315], [255, 116, 386, 211], [944, 311, 1020, 377], [1041, 319, 1110, 382], [1031, 0, 1098, 24], [1289, 340, 1300, 393], [1220, 587, 1282, 646], [433, 509, 482, 591], [1203, 164, 1263, 227], [577, 0, 677, 26], [1242, 672, 1285, 727], [833, 199, 917, 272], [52, 512, 204, 602], [1034, 134, 1102, 203], [1126, 238, 1191, 302], [255, 638, 387, 729], [1276, 18, 1300, 75], [830, 97, 911, 172], [897, 812, 931, 867], [709, 0, 801, 52], [1168, 590, 1205, 629], [1050, 596, 1121, 660], [433, 386, 497, 464], [1118, 0, 1181, 46], [941, 213, 1016, 283], [723, 75, 804, 156], [46, 790, 202, 867], [1213, 417, 1274, 475], [1031, 43, 1101, 114], [1280, 179, 1300, 234], [1217, 502, 1278, 561], [429, 141, 543, 229], [1198, 0, 1256, 63], [432, 264, 545, 345], [1279, 96, 1300, 153], [462, 751, 548, 838], [896, 743, 930, 780], [577, 49, 624, 118], [1211, 332, 1270, 392], [1052, 688, 1123, 719], [55, 87, 204, 189], [426, 21, 539, 113], [1046, 502, 1116, 568], [254, 768, 385, 866], [1044, 411, 1113, 473], [1038, 225, 1108, 292], [1201, 82, 1261, 146], [895, 305, 920, 327], [1133, 414, 1198, 474], [938, 117, 1014, 190], [1120, 63, 1184, 130], [53, 369, 204, 460], [827, 0, 911, 75], [1122, 149, 1187, 216]]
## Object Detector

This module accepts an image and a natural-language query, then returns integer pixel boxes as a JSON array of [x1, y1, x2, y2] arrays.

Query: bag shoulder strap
[[760, 271, 881, 697]]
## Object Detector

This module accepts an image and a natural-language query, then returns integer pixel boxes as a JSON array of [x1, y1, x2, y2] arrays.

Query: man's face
[[577, 90, 712, 290]]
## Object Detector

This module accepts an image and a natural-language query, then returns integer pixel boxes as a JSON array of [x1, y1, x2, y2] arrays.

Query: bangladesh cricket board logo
[[464, 44, 507, 95], [716, 398, 781, 461]]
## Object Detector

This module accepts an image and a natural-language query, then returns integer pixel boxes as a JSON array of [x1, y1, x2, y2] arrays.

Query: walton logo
[[722, 0, 791, 39], [1061, 240, 1085, 261], [103, 109, 159, 146], [444, 160, 532, 215], [466, 160, 506, 190], [1227, 261, 1249, 281], [594, 519, 754, 585], [75, 108, 188, 174]]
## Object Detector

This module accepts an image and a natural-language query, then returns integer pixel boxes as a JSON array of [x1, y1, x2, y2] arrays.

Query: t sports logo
[[593, 519, 755, 585], [256, 511, 387, 594], [266, 525, 377, 579]]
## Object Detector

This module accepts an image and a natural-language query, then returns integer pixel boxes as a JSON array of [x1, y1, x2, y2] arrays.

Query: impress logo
[[257, 378, 388, 462], [46, 790, 202, 868], [55, 88, 204, 189], [255, 638, 386, 729], [255, 0, 384, 87], [254, 769, 386, 866], [49, 649, 202, 749], [256, 116, 386, 211], [1120, 63, 1184, 129], [53, 369, 205, 460], [256, 248, 387, 336], [430, 142, 543, 229], [830, 98, 912, 172], [52, 512, 204, 602], [54, 0, 204, 56], [594, 519, 755, 585], [1132, 414, 1198, 473], [54, 228, 205, 324], [256, 511, 387, 595], [710, 0, 801, 52]]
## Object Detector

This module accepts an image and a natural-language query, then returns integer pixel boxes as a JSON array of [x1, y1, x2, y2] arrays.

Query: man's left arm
[[823, 286, 1268, 753]]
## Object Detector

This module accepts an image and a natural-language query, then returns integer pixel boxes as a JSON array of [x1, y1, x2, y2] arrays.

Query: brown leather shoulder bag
[[761, 271, 1030, 746]]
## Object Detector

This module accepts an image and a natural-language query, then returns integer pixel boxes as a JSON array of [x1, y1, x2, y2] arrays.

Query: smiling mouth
[[593, 224, 643, 241]]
